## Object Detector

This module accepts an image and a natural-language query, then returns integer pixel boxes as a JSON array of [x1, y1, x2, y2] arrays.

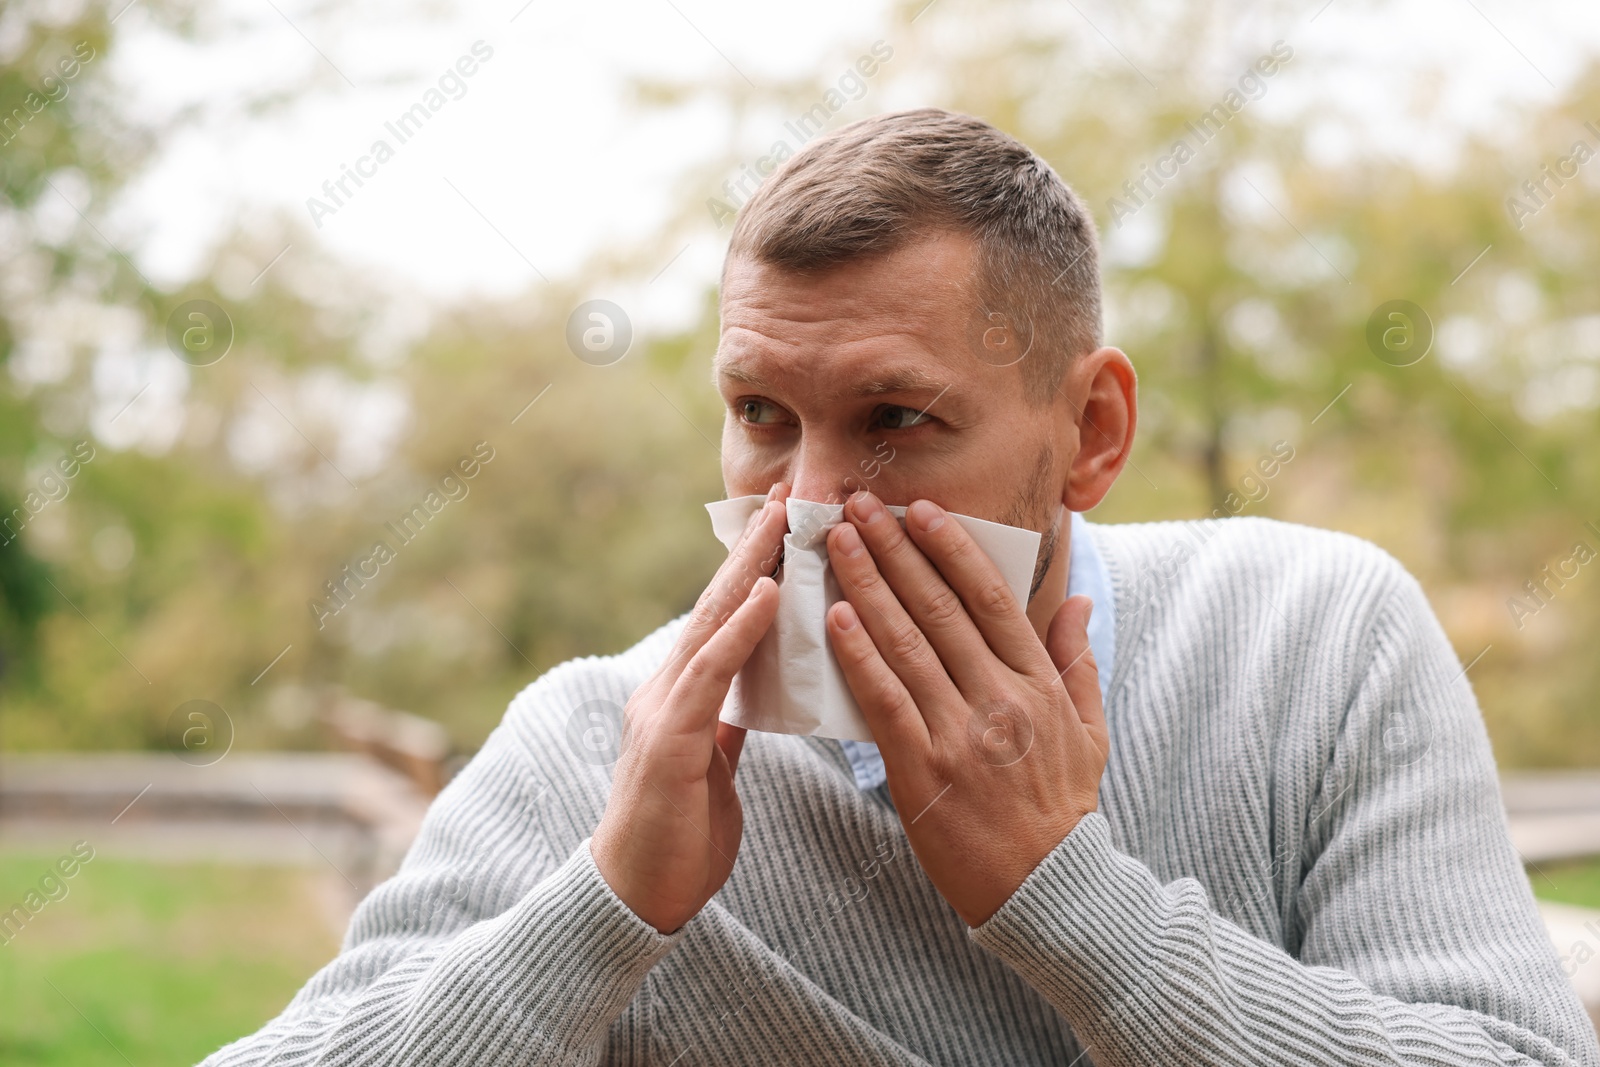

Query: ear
[[1058, 347, 1137, 512]]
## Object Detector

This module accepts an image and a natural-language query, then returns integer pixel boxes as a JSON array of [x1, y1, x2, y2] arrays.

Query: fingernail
[[908, 499, 944, 532], [834, 602, 858, 630], [834, 522, 865, 558], [852, 491, 885, 524]]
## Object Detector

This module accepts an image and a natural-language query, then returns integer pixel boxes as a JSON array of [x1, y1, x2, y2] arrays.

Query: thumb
[[1046, 595, 1105, 736]]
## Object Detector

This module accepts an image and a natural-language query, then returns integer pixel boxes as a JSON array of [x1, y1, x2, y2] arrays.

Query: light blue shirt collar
[[838, 510, 1116, 792]]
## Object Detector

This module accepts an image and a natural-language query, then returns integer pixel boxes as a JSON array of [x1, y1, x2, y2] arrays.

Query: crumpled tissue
[[704, 495, 1043, 742]]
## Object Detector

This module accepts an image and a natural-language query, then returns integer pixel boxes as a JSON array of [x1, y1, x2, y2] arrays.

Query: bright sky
[[97, 0, 1600, 336]]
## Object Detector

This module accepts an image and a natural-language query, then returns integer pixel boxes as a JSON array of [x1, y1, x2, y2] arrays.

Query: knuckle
[[750, 538, 783, 576], [620, 696, 651, 737], [879, 682, 916, 720], [852, 562, 892, 604], [979, 694, 1030, 730], [839, 563, 881, 606], [620, 730, 664, 772], [941, 533, 982, 573], [691, 590, 725, 630], [921, 583, 965, 629], [709, 586, 747, 627], [683, 646, 735, 691], [840, 627, 875, 665], [967, 694, 1035, 765], [887, 622, 927, 665], [977, 578, 1015, 619], [843, 635, 888, 684], [676, 654, 712, 692]]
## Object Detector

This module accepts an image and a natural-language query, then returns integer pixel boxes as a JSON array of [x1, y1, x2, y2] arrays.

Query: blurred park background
[[3, 0, 1600, 1061]]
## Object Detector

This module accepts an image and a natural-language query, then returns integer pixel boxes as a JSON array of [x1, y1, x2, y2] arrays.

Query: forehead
[[714, 231, 984, 399]]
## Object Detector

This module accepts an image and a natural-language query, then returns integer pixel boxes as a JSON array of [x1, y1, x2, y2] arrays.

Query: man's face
[[715, 230, 1071, 597]]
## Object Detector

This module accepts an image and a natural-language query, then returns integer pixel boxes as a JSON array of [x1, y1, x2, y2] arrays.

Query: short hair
[[724, 107, 1102, 405]]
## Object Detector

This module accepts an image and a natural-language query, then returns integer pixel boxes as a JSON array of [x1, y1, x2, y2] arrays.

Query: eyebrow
[[714, 361, 954, 400]]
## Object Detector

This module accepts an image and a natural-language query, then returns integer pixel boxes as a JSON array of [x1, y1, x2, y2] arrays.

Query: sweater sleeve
[[970, 565, 1600, 1066], [198, 714, 679, 1066]]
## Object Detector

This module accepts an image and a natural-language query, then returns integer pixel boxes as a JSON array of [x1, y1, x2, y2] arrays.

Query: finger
[[840, 492, 1003, 695], [663, 491, 786, 682], [665, 574, 779, 738], [826, 599, 930, 756], [715, 720, 748, 777], [762, 481, 791, 577], [1045, 594, 1105, 736], [902, 498, 1053, 677], [732, 481, 788, 553], [826, 520, 961, 731]]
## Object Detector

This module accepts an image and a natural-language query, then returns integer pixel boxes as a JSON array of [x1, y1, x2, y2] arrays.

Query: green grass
[[1530, 856, 1600, 911], [0, 851, 340, 1067]]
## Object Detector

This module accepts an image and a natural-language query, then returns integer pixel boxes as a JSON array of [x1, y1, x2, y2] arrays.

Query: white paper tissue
[[704, 495, 1044, 742]]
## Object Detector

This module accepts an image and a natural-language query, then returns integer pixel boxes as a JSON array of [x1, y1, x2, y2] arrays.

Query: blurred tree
[[894, 0, 1600, 765], [627, 0, 1600, 764], [2, 0, 1596, 771], [0, 3, 117, 692]]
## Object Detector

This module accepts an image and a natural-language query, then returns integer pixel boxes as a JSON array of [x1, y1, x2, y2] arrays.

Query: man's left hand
[[824, 491, 1109, 927]]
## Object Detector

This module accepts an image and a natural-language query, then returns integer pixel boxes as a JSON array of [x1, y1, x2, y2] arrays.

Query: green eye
[[740, 399, 784, 424], [878, 405, 930, 430]]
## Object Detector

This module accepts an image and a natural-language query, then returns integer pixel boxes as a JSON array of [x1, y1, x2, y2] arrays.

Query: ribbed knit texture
[[201, 516, 1600, 1066]]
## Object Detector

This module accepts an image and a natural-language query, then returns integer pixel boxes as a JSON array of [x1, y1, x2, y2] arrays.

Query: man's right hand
[[590, 483, 789, 934]]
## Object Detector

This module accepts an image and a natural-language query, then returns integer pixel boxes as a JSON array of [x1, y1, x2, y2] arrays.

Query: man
[[203, 109, 1599, 1065]]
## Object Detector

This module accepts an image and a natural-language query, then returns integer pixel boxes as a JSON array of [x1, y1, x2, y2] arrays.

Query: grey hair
[[725, 107, 1102, 404]]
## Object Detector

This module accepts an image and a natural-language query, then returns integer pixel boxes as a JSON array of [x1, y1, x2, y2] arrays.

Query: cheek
[[720, 435, 786, 497]]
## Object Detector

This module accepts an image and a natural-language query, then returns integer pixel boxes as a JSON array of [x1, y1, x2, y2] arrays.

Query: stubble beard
[[999, 443, 1062, 604]]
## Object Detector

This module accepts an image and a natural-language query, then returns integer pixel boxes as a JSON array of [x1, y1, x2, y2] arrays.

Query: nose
[[785, 437, 859, 506]]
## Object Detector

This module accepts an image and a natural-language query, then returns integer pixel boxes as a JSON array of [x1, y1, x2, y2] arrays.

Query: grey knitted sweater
[[203, 516, 1600, 1066]]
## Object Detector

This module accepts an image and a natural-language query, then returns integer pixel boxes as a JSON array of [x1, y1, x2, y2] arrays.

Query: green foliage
[[0, 490, 53, 684], [1, 0, 1598, 768], [853, 0, 1600, 766]]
